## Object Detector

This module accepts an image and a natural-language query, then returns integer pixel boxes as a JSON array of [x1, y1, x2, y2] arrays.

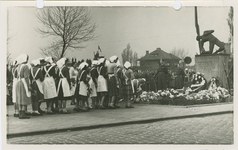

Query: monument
[[194, 6, 230, 89], [195, 54, 230, 89]]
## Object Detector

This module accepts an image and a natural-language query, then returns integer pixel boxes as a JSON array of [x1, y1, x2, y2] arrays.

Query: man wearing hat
[[196, 30, 225, 54]]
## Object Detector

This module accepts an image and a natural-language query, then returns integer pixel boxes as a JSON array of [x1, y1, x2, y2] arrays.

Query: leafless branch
[[37, 7, 97, 58]]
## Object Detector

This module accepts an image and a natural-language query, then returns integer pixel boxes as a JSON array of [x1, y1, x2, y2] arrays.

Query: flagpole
[[195, 6, 202, 54]]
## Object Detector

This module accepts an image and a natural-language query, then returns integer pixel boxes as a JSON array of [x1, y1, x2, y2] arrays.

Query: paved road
[[8, 114, 233, 144], [7, 102, 233, 135]]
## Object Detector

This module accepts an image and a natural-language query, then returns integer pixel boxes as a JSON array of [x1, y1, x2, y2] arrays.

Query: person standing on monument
[[154, 59, 168, 90]]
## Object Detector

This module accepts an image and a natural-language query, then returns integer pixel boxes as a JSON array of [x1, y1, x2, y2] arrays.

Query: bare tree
[[7, 8, 16, 65], [121, 43, 138, 66], [132, 51, 138, 66], [37, 7, 97, 60], [171, 48, 188, 60]]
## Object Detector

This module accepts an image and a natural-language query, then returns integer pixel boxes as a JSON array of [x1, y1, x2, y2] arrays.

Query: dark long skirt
[[108, 76, 117, 96], [175, 75, 184, 89], [122, 80, 133, 100], [58, 84, 71, 100], [156, 72, 168, 90]]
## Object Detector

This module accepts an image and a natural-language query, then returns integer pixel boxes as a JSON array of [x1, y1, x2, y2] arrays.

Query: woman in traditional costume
[[42, 57, 58, 114], [15, 54, 31, 119], [97, 58, 108, 109], [155, 59, 169, 90], [56, 58, 71, 114], [175, 63, 185, 89], [121, 61, 135, 108], [37, 58, 46, 114], [107, 55, 119, 109], [12, 59, 19, 117], [89, 60, 99, 108], [69, 62, 78, 105], [115, 61, 123, 108], [79, 62, 90, 111], [30, 59, 44, 116]]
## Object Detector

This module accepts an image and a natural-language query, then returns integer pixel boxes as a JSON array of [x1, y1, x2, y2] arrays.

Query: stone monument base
[[195, 54, 230, 89]]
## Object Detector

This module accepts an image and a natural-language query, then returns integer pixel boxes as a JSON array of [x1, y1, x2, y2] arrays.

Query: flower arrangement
[[138, 86, 231, 105]]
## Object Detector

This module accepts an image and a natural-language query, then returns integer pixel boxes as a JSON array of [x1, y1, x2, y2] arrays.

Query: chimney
[[146, 50, 149, 55]]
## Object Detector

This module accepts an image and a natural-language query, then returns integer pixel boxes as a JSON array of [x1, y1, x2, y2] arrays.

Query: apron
[[31, 68, 44, 95], [89, 78, 97, 97], [12, 69, 17, 103], [57, 67, 71, 97], [79, 70, 88, 96], [97, 66, 108, 92], [18, 64, 31, 98], [43, 65, 57, 99], [89, 68, 97, 97], [70, 69, 78, 96]]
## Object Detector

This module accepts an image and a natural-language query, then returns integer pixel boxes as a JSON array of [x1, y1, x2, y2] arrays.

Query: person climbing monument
[[196, 30, 225, 54]]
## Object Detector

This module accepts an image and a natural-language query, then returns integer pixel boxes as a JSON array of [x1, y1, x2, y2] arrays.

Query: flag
[[98, 45, 102, 52]]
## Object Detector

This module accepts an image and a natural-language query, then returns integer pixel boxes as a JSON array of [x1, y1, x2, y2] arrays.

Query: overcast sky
[[8, 6, 230, 64]]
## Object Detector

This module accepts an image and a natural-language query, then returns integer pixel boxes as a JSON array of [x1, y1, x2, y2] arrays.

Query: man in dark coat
[[154, 59, 168, 90]]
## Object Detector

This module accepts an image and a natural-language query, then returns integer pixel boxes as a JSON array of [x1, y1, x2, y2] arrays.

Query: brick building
[[138, 47, 181, 71]]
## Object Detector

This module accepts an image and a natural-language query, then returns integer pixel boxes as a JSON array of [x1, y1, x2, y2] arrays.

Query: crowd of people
[[7, 52, 204, 119], [7, 54, 147, 119], [133, 60, 197, 92]]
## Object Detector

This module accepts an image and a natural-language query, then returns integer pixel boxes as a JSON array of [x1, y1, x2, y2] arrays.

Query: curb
[[185, 102, 233, 108], [7, 110, 233, 139]]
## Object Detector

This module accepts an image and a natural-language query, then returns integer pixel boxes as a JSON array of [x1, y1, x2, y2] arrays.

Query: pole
[[223, 62, 231, 95], [195, 6, 202, 54]]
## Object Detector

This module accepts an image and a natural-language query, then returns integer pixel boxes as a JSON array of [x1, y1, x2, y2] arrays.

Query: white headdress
[[98, 58, 105, 64], [16, 54, 28, 65], [56, 58, 67, 69], [109, 55, 118, 63], [92, 60, 99, 66], [124, 61, 131, 69], [79, 62, 88, 70], [45, 57, 54, 64]]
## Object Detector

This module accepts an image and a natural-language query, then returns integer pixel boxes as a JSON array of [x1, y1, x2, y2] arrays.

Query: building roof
[[138, 48, 181, 61]]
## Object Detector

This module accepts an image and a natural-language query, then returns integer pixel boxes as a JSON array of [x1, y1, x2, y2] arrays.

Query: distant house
[[138, 47, 181, 71]]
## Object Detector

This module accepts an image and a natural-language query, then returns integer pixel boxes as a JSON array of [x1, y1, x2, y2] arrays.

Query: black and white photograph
[[2, 1, 236, 148]]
